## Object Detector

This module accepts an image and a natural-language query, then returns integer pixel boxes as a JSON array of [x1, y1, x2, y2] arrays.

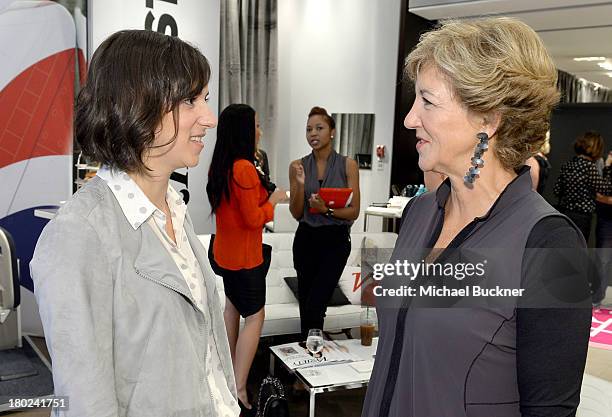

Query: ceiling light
[[597, 62, 612, 71], [573, 57, 606, 62]]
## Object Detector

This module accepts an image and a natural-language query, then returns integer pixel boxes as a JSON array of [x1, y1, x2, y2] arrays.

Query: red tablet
[[308, 188, 353, 213]]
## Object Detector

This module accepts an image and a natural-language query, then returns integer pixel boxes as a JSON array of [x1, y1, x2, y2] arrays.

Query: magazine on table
[[272, 341, 357, 370]]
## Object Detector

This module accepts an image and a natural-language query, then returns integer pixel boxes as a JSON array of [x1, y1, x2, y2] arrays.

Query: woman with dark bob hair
[[362, 18, 592, 417], [207, 104, 286, 415], [554, 131, 612, 241], [31, 30, 239, 417]]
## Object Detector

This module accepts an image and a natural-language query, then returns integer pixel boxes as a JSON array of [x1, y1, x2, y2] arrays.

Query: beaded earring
[[464, 132, 489, 184]]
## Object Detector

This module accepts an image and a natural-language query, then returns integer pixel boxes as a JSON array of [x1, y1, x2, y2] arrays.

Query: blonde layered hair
[[405, 17, 560, 170]]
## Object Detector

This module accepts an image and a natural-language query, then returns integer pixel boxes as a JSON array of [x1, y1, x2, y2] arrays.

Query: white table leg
[[309, 391, 316, 417]]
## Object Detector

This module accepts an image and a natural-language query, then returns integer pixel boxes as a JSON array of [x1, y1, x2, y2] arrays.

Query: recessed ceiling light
[[573, 56, 606, 62], [598, 62, 612, 71]]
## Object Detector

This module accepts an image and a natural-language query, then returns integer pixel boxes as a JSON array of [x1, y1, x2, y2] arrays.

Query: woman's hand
[[268, 188, 288, 206], [596, 193, 612, 205], [291, 161, 305, 185], [606, 151, 612, 167], [308, 193, 327, 213]]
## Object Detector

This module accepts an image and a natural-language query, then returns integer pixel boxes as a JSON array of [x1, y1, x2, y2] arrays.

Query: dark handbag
[[255, 158, 277, 197], [256, 376, 289, 417], [207, 234, 223, 276], [261, 243, 272, 275]]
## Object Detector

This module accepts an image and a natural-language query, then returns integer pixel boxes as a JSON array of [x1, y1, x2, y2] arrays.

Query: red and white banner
[[0, 1, 76, 334]]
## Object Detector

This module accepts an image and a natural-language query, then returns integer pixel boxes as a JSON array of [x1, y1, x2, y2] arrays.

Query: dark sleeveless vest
[[301, 150, 352, 227], [362, 168, 576, 417]]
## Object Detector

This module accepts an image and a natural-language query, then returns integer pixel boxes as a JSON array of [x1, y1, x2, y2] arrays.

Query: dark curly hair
[[75, 30, 210, 174]]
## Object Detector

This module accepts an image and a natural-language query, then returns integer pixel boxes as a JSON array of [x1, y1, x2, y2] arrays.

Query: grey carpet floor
[[0, 338, 53, 409]]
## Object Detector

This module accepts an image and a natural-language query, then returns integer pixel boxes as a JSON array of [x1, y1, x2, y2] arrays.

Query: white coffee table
[[269, 338, 378, 417]]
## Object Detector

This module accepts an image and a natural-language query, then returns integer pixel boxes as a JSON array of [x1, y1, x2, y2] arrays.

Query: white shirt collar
[[97, 166, 186, 230]]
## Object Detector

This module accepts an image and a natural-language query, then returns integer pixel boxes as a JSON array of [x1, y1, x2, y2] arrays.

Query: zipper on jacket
[[134, 268, 197, 305], [135, 268, 216, 413], [197, 313, 215, 413]]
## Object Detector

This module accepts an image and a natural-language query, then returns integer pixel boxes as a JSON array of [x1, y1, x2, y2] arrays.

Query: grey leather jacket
[[30, 177, 236, 417]]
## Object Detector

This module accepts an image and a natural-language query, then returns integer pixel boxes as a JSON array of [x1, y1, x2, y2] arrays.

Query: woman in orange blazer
[[207, 104, 286, 415]]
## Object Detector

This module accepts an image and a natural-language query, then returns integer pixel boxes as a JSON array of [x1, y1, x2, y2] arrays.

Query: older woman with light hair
[[362, 18, 591, 417]]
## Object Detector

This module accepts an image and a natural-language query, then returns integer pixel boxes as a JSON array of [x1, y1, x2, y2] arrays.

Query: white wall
[[276, 0, 402, 232]]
